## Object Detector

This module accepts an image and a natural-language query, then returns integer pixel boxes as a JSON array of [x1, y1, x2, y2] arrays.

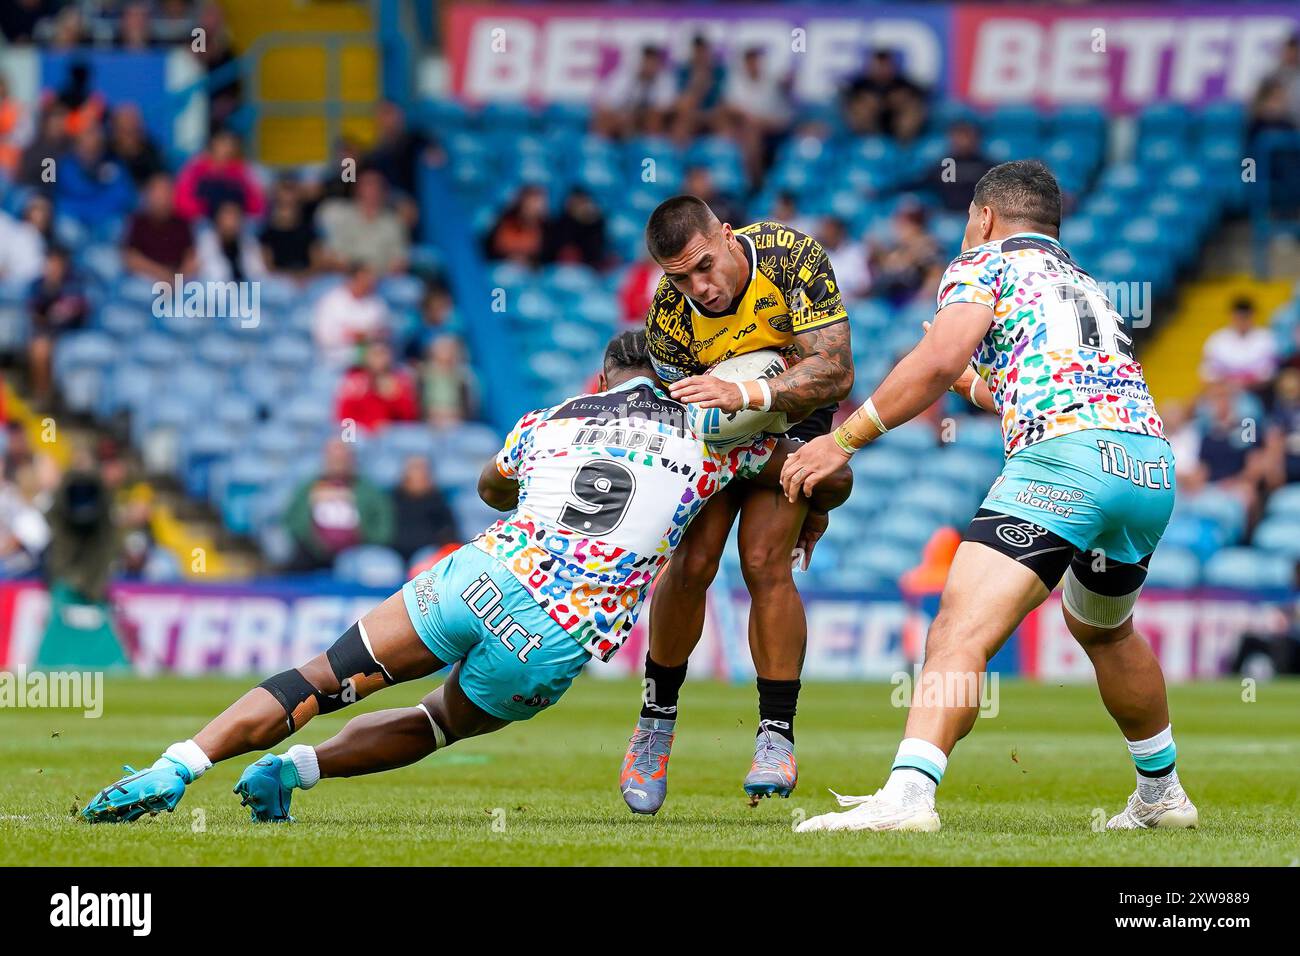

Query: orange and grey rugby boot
[[620, 718, 675, 814], [744, 723, 798, 805]]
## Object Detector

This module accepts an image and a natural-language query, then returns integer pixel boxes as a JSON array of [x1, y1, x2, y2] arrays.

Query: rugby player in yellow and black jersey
[[620, 196, 854, 814]]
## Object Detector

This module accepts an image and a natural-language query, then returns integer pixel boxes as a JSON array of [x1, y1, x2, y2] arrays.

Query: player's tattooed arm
[[767, 321, 854, 418], [478, 459, 519, 512]]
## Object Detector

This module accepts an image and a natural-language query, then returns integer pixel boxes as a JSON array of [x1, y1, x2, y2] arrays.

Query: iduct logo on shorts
[[1096, 439, 1172, 489], [461, 573, 547, 663]]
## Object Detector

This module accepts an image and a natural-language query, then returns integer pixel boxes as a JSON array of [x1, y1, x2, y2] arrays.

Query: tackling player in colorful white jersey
[[81, 331, 851, 824], [783, 160, 1197, 834]]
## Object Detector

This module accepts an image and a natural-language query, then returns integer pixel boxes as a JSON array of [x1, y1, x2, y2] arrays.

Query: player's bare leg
[[312, 665, 507, 778], [199, 593, 440, 762], [645, 488, 742, 667], [736, 483, 808, 803], [798, 542, 1046, 832], [82, 592, 440, 823], [1065, 608, 1197, 829], [1067, 611, 1168, 742], [898, 543, 1046, 751], [230, 665, 511, 822], [622, 488, 741, 813]]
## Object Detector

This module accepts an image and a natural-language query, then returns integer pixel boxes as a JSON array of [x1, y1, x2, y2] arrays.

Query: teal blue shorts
[[401, 545, 590, 722], [978, 430, 1175, 566]]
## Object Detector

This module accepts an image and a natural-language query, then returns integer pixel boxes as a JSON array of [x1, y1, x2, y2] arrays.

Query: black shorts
[[962, 508, 1152, 592], [782, 403, 838, 444]]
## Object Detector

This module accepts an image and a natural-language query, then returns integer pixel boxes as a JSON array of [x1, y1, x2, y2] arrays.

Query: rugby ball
[[687, 349, 791, 447]]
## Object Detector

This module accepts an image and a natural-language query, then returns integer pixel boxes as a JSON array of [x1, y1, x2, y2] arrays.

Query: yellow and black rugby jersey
[[644, 220, 848, 382]]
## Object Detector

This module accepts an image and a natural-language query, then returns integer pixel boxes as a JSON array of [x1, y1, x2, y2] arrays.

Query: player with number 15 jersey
[[939, 233, 1164, 456]]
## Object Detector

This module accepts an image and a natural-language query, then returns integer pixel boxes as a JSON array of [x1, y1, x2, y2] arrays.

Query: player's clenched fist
[[668, 375, 745, 412], [781, 433, 850, 502]]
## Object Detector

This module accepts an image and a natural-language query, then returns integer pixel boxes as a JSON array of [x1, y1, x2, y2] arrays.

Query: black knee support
[[258, 668, 319, 732], [259, 623, 394, 730], [327, 622, 391, 684], [317, 621, 393, 714]]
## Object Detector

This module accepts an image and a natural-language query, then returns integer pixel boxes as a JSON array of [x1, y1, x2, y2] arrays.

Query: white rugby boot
[[1106, 783, 1199, 830], [795, 788, 941, 833]]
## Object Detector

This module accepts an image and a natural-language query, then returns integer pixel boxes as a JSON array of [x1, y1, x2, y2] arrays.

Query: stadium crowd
[[1, 6, 1300, 601], [0, 2, 474, 592]]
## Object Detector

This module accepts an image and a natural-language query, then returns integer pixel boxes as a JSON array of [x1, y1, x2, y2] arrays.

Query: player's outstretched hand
[[668, 375, 744, 412], [781, 433, 850, 502]]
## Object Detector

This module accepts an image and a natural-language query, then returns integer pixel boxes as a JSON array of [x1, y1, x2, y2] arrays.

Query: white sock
[[1137, 766, 1179, 804], [882, 768, 937, 807], [1126, 724, 1178, 802], [160, 740, 211, 780], [881, 738, 947, 808], [284, 744, 320, 790]]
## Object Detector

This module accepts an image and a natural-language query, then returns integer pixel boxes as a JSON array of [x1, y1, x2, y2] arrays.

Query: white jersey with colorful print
[[936, 232, 1165, 457], [477, 377, 773, 662]]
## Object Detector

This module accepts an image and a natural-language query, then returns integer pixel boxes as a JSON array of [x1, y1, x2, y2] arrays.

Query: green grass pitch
[[2, 675, 1297, 866]]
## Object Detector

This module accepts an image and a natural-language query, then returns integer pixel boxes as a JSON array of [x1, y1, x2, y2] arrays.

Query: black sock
[[641, 655, 687, 720], [756, 677, 800, 743]]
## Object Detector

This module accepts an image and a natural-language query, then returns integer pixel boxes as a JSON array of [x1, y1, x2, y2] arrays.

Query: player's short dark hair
[[644, 195, 719, 261], [603, 330, 653, 374], [971, 160, 1061, 231]]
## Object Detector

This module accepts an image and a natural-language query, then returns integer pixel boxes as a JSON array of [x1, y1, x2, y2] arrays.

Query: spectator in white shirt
[[0, 201, 48, 291], [313, 262, 390, 366], [1200, 297, 1278, 389], [720, 45, 792, 184], [316, 169, 409, 275], [818, 215, 871, 300], [593, 45, 678, 139], [195, 199, 267, 283]]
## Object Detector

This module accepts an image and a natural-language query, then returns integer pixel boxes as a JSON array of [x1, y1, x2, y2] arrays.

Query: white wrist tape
[[754, 378, 773, 412], [968, 374, 980, 405], [863, 398, 889, 434], [735, 381, 749, 410]]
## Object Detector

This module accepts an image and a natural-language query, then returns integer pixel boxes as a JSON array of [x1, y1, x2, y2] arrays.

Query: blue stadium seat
[[895, 479, 980, 526], [922, 447, 1001, 493], [1178, 492, 1247, 545], [1050, 104, 1106, 136], [843, 540, 919, 586], [218, 455, 280, 535], [873, 508, 942, 550], [1202, 548, 1294, 590], [1144, 546, 1200, 589], [1139, 102, 1193, 140], [98, 300, 149, 338], [1251, 518, 1300, 560], [1196, 101, 1246, 138], [1161, 514, 1227, 561], [1264, 484, 1300, 520], [335, 545, 408, 589], [81, 244, 123, 286]]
